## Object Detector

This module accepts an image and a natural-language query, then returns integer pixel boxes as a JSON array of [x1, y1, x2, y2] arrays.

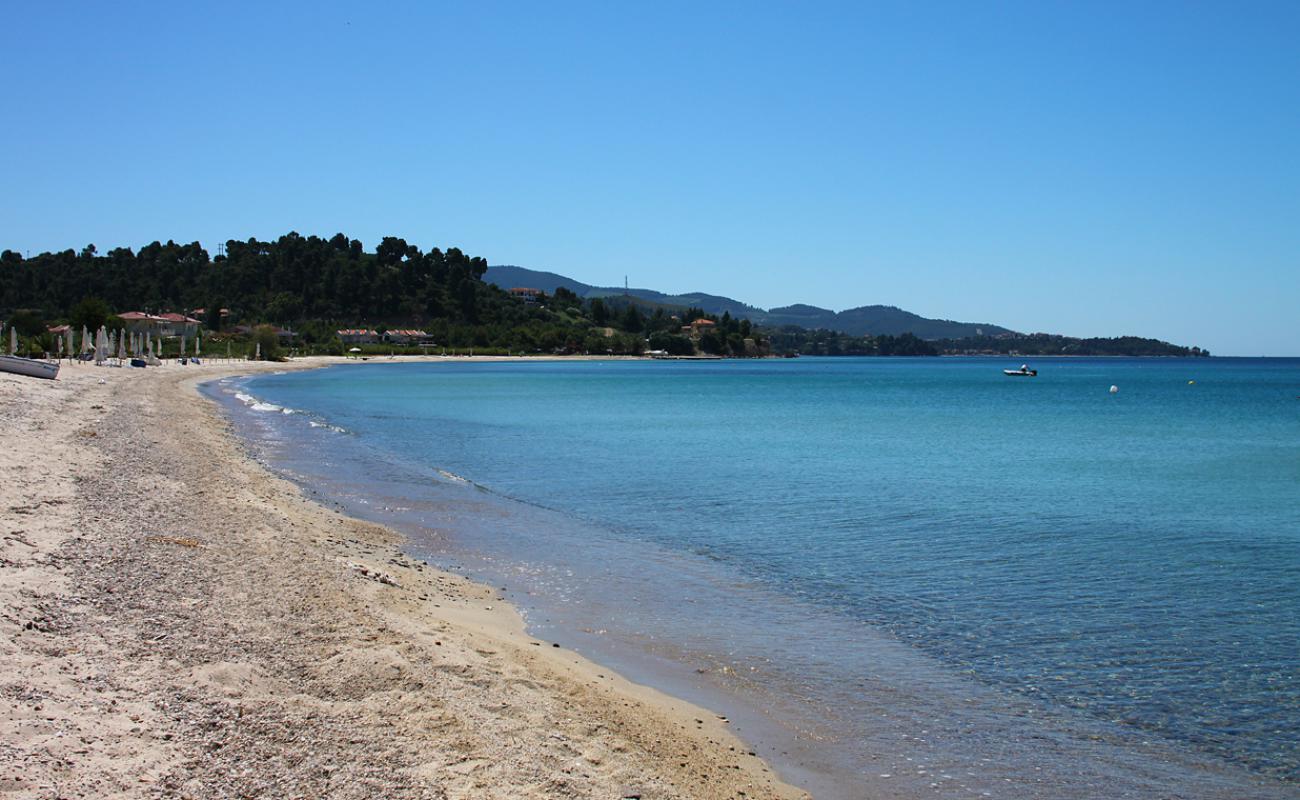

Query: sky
[[2, 1, 1298, 355]]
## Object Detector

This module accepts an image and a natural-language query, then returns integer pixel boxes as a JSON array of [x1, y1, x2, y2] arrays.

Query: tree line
[[0, 233, 770, 357]]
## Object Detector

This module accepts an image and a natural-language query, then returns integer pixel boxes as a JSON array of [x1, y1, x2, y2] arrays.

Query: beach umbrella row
[[0, 323, 204, 364]]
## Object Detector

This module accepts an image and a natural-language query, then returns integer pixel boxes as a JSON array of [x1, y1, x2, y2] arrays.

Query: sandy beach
[[0, 358, 807, 799]]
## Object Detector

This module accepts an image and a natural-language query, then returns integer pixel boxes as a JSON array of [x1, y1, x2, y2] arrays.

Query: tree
[[205, 301, 224, 332], [249, 325, 284, 361], [589, 297, 608, 326], [698, 330, 725, 354], [69, 297, 112, 332], [620, 303, 644, 332], [649, 331, 695, 355], [552, 286, 582, 311], [7, 310, 45, 337], [265, 292, 302, 323]]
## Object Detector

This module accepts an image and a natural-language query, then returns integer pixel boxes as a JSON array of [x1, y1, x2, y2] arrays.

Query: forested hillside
[[2, 234, 493, 326], [0, 233, 766, 357], [485, 265, 1014, 337]]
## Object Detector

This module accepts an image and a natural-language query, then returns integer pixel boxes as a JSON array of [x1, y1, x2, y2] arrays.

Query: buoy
[[1109, 385, 1119, 394], [1188, 380, 1195, 385]]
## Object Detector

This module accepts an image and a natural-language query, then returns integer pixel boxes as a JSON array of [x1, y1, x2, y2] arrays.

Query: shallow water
[[207, 357, 1300, 798]]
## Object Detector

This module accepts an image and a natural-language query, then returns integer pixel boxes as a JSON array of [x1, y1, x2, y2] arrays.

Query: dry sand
[[0, 358, 809, 799]]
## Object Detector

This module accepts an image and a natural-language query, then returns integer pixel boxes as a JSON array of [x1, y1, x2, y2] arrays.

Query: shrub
[[248, 325, 285, 361]]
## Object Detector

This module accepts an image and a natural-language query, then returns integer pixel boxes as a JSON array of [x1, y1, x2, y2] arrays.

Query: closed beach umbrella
[[180, 335, 186, 361], [65, 329, 73, 359], [9, 326, 16, 356], [195, 335, 200, 356]]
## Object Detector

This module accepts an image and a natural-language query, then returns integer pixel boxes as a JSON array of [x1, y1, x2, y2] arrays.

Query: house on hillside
[[156, 313, 201, 337], [190, 308, 230, 324], [509, 287, 542, 304], [118, 312, 168, 335], [384, 329, 431, 345], [337, 329, 379, 345], [689, 318, 716, 337], [117, 311, 199, 337]]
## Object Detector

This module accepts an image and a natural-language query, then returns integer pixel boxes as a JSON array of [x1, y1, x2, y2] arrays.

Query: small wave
[[231, 388, 299, 416], [437, 469, 470, 484], [308, 420, 349, 434]]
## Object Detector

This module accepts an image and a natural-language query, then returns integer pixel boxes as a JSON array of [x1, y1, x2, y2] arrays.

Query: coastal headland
[[0, 357, 806, 799]]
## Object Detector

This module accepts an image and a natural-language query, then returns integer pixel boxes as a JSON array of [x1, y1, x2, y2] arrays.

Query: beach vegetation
[[6, 309, 47, 337], [248, 325, 285, 361], [68, 297, 112, 333]]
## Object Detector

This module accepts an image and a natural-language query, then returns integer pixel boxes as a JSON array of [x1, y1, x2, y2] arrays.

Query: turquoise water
[[210, 357, 1300, 798]]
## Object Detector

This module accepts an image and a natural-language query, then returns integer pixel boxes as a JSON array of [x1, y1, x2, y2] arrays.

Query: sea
[[204, 357, 1300, 799]]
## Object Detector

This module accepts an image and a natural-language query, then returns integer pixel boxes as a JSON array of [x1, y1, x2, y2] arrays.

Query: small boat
[[1003, 364, 1038, 377], [130, 358, 147, 368], [0, 355, 60, 380]]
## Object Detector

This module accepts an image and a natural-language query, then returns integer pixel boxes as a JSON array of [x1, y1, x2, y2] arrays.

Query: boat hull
[[0, 355, 60, 380]]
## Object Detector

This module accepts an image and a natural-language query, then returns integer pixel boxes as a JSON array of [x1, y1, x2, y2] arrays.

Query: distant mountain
[[763, 304, 1012, 339], [485, 265, 1015, 340], [480, 265, 594, 297], [483, 266, 766, 319]]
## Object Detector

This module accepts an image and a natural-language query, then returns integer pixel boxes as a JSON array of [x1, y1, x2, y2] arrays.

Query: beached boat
[[1003, 364, 1037, 377], [0, 355, 60, 380]]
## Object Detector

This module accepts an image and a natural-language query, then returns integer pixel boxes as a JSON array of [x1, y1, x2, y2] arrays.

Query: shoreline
[[0, 358, 807, 799], [216, 356, 1300, 800]]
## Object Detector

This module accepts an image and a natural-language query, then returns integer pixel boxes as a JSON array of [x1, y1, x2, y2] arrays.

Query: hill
[[485, 265, 1013, 339], [484, 266, 765, 319]]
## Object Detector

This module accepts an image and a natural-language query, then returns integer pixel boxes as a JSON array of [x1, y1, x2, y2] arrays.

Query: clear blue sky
[[3, 1, 1297, 355]]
